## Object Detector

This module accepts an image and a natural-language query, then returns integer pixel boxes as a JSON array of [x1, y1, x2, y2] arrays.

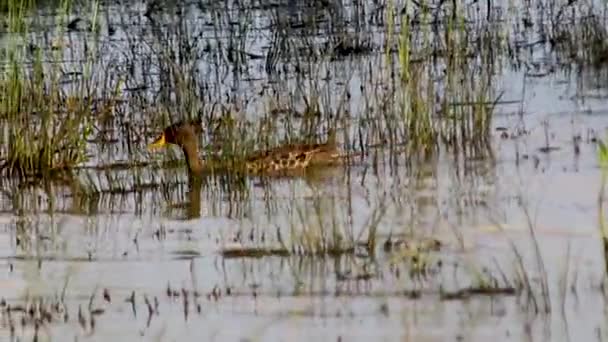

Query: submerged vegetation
[[0, 0, 608, 339]]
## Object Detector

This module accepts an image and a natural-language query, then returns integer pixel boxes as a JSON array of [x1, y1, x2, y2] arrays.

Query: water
[[1, 0, 608, 341]]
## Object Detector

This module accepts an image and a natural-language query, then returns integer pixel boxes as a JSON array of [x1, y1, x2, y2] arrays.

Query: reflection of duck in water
[[147, 119, 342, 177], [147, 119, 343, 218]]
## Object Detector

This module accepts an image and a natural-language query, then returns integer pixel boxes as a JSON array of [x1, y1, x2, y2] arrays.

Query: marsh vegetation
[[0, 0, 608, 340]]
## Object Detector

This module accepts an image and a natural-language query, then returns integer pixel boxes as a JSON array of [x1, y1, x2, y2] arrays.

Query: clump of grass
[[387, 4, 498, 157], [0, 0, 97, 181]]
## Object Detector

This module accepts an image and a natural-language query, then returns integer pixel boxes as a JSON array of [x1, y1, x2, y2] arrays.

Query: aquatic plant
[[0, 0, 97, 181]]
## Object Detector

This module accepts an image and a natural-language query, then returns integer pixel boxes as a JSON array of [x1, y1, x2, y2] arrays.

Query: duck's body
[[148, 119, 341, 177], [243, 137, 340, 175]]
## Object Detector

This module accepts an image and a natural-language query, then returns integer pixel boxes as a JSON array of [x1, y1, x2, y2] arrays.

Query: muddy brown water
[[1, 0, 608, 341]]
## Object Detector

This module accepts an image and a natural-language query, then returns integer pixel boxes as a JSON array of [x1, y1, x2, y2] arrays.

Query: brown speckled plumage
[[148, 119, 341, 176]]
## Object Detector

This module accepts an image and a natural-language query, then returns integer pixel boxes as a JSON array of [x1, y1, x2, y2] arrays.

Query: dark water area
[[0, 0, 608, 341]]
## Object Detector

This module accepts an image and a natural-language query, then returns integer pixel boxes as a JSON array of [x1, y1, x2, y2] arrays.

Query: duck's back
[[245, 137, 340, 175]]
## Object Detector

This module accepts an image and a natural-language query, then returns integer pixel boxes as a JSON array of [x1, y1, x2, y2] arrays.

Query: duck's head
[[148, 119, 205, 174], [148, 119, 203, 152]]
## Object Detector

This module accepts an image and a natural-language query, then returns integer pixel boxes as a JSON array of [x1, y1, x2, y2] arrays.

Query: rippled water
[[1, 0, 608, 341]]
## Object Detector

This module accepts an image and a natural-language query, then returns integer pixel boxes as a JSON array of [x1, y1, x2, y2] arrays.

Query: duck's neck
[[183, 143, 203, 220], [182, 142, 204, 175]]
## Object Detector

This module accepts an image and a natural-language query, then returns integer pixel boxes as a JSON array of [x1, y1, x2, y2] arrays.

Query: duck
[[147, 118, 342, 178]]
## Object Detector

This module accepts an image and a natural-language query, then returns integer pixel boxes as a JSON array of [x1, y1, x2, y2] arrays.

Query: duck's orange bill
[[147, 134, 167, 151]]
